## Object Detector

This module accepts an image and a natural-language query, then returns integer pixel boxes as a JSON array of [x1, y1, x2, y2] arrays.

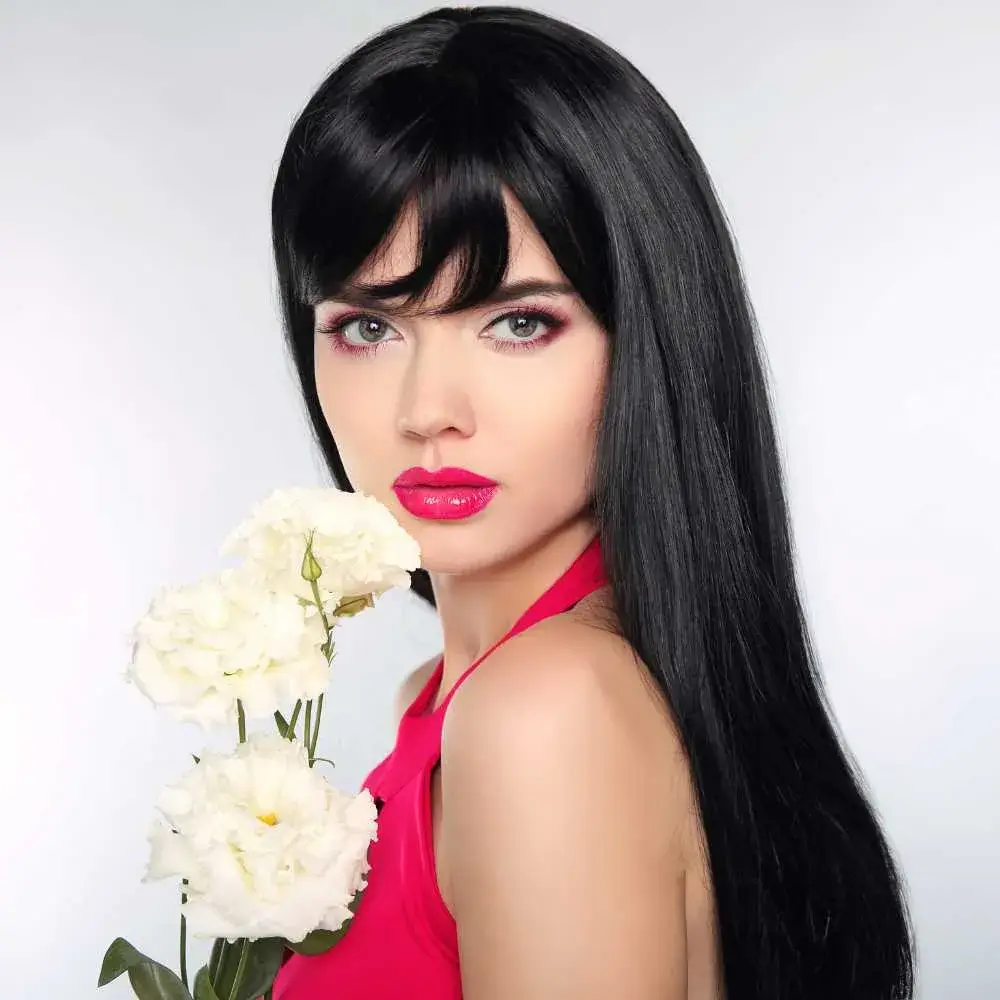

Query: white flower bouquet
[[99, 487, 420, 1000]]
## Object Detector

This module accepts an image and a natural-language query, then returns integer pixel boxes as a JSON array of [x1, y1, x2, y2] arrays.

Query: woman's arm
[[441, 621, 692, 1000]]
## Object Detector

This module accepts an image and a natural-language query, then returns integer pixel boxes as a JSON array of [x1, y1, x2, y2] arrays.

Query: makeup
[[392, 467, 499, 520], [316, 304, 570, 356]]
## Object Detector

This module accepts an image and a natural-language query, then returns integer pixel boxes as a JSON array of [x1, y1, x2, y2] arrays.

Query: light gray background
[[2, 2, 997, 997]]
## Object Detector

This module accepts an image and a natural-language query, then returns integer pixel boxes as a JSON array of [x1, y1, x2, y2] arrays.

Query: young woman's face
[[313, 191, 608, 576]]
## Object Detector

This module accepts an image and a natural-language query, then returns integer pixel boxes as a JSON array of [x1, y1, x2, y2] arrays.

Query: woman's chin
[[413, 531, 512, 580], [417, 549, 491, 579]]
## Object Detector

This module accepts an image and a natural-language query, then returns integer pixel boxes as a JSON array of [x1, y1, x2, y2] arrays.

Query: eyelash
[[316, 306, 570, 357]]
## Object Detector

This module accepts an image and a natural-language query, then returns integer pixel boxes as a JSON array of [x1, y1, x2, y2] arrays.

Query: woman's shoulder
[[441, 607, 700, 856], [448, 603, 670, 748], [436, 609, 711, 994]]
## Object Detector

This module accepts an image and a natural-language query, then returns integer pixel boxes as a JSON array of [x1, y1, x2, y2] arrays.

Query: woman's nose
[[395, 342, 476, 441]]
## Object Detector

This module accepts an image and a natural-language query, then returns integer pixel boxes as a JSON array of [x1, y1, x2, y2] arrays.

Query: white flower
[[144, 734, 378, 943], [221, 487, 420, 612], [126, 567, 330, 729]]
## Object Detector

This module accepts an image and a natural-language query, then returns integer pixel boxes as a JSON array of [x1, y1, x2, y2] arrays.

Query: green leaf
[[98, 937, 194, 1000], [192, 966, 222, 1000], [285, 701, 302, 740], [231, 938, 287, 1000], [208, 939, 237, 999], [206, 937, 284, 1000], [285, 889, 365, 957], [192, 754, 201, 765], [333, 594, 374, 618], [208, 938, 224, 982], [284, 928, 343, 957], [273, 710, 288, 738]]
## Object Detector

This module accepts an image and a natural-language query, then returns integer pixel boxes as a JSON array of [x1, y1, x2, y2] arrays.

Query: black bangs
[[282, 57, 519, 317], [353, 149, 513, 316], [274, 16, 613, 325]]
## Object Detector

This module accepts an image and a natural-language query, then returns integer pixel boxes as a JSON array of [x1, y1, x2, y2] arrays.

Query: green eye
[[343, 316, 391, 344], [502, 315, 542, 338], [489, 310, 559, 342]]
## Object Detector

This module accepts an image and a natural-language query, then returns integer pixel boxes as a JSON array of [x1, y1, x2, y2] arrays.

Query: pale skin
[[314, 190, 721, 999]]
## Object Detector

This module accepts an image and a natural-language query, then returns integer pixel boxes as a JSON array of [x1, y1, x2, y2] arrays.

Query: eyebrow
[[322, 278, 576, 314]]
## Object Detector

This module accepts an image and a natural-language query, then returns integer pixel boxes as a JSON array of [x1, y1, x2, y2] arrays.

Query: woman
[[269, 6, 915, 998]]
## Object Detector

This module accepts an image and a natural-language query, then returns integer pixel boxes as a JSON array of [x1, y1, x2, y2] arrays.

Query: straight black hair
[[271, 7, 916, 997]]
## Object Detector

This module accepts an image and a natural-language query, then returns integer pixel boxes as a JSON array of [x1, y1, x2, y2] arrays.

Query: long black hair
[[271, 7, 916, 997]]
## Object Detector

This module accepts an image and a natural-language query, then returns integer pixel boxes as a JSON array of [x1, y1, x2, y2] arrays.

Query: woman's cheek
[[315, 366, 362, 477], [321, 395, 399, 502]]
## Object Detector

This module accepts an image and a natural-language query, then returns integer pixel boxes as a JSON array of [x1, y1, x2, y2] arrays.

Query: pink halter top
[[272, 536, 606, 999]]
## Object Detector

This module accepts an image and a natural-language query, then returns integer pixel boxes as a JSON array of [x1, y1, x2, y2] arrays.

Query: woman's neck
[[427, 517, 598, 699]]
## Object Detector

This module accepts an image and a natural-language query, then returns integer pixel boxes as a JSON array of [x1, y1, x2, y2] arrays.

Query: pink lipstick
[[392, 467, 499, 521]]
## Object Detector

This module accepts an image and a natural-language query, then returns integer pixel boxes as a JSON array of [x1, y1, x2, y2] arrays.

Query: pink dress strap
[[366, 535, 606, 804], [415, 533, 605, 717]]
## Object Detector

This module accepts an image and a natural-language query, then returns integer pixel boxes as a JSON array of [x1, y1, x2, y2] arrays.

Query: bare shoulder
[[439, 610, 703, 996], [443, 611, 697, 849], [392, 654, 440, 726]]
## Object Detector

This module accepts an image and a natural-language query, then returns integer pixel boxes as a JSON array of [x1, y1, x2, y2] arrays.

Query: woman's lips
[[392, 467, 499, 521]]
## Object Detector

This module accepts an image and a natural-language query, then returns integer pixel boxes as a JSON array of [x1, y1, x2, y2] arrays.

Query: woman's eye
[[488, 312, 554, 342], [339, 315, 395, 345]]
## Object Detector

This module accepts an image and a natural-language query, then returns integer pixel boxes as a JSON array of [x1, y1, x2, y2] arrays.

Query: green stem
[[299, 577, 336, 766], [237, 699, 246, 743], [179, 885, 189, 990], [227, 938, 250, 1000], [304, 699, 313, 761], [310, 693, 325, 762], [307, 578, 333, 639], [304, 579, 335, 767], [286, 700, 302, 740]]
